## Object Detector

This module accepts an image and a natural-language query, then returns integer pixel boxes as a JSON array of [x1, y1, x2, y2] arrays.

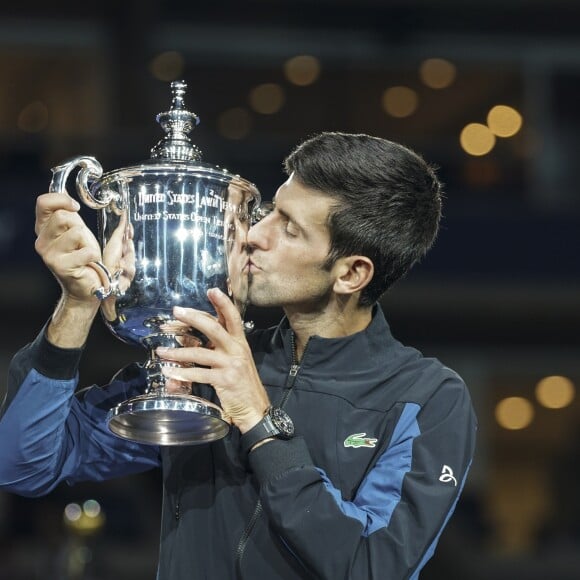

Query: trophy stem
[[143, 348, 170, 396], [106, 336, 231, 446]]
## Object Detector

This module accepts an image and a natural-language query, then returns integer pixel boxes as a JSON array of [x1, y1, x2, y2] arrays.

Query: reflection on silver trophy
[[49, 81, 260, 445]]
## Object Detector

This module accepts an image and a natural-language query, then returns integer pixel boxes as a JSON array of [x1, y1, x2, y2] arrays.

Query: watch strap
[[241, 412, 278, 456], [241, 406, 295, 456]]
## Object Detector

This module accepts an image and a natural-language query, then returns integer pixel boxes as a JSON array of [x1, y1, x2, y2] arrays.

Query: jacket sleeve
[[249, 377, 477, 579], [0, 326, 161, 497]]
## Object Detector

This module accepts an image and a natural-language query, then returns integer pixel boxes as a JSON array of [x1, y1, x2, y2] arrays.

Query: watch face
[[270, 407, 294, 439]]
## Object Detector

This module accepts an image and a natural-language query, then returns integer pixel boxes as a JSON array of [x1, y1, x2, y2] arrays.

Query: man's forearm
[[46, 295, 100, 348]]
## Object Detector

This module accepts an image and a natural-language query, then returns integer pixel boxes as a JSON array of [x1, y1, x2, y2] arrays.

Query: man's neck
[[284, 300, 373, 362]]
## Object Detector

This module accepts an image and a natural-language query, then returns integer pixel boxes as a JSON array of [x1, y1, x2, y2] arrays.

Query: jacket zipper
[[234, 333, 305, 578]]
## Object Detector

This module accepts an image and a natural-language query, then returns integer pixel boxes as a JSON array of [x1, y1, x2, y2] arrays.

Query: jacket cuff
[[249, 436, 314, 485], [30, 322, 85, 380]]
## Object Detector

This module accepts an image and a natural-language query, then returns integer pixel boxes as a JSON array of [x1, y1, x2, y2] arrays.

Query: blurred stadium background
[[1, 1, 580, 578]]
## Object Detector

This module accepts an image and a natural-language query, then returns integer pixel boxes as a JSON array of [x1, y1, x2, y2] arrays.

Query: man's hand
[[157, 288, 271, 434], [35, 192, 104, 347], [35, 192, 107, 302]]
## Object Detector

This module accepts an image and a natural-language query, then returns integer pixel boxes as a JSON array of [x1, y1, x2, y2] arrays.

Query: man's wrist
[[237, 407, 269, 435], [35, 322, 84, 380], [47, 295, 100, 349], [240, 407, 295, 456]]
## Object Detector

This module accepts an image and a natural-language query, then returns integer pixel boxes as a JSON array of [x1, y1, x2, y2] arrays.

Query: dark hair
[[284, 132, 442, 307]]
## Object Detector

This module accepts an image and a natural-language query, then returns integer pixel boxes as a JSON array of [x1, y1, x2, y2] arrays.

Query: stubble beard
[[246, 271, 334, 312], [246, 272, 270, 307], [246, 272, 287, 308]]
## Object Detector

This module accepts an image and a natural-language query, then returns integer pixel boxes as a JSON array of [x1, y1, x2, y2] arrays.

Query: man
[[0, 132, 477, 579]]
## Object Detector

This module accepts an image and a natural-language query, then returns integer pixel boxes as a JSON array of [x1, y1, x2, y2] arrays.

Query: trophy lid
[[96, 79, 259, 198], [150, 80, 202, 162]]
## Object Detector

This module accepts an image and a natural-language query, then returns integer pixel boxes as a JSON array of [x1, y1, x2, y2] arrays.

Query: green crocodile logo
[[344, 433, 378, 449]]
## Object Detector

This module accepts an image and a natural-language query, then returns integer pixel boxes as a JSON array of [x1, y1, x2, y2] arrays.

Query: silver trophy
[[49, 81, 260, 445]]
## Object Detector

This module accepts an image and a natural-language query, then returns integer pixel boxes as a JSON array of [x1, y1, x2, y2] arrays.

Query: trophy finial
[[171, 80, 187, 107], [151, 80, 202, 161]]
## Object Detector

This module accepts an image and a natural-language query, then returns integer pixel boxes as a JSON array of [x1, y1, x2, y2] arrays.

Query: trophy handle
[[49, 155, 119, 300], [49, 155, 106, 208]]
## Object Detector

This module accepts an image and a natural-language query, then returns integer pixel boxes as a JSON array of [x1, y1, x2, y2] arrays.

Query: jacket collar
[[271, 304, 398, 371]]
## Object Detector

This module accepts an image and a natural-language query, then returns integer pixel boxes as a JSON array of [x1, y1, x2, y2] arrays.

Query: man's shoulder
[[382, 338, 468, 407]]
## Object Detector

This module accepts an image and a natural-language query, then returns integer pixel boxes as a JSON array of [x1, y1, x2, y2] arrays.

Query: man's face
[[245, 173, 337, 311]]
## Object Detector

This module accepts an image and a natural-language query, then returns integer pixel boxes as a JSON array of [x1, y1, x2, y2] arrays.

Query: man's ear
[[332, 256, 374, 296]]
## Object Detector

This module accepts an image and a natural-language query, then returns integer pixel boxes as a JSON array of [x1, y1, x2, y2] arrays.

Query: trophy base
[[107, 394, 230, 446]]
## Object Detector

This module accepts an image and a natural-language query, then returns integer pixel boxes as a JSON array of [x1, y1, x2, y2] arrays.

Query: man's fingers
[[172, 306, 231, 348], [37, 221, 101, 262], [157, 345, 226, 368], [33, 193, 110, 302], [36, 210, 97, 253], [86, 261, 116, 295], [39, 228, 105, 297], [162, 365, 215, 386], [35, 192, 80, 235], [206, 287, 245, 338], [58, 246, 102, 271]]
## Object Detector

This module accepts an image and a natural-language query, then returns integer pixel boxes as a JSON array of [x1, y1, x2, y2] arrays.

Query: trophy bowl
[[49, 81, 260, 445]]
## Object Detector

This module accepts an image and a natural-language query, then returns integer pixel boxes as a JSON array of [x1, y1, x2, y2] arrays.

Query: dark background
[[1, 1, 580, 578]]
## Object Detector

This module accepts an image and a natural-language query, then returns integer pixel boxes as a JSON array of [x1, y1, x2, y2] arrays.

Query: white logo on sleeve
[[439, 465, 458, 486]]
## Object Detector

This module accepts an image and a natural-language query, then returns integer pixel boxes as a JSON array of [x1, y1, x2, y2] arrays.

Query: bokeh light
[[83, 499, 102, 518], [248, 83, 285, 115], [382, 86, 418, 118], [64, 503, 82, 522], [64, 500, 106, 534], [419, 58, 456, 89], [284, 55, 321, 86], [487, 104, 523, 138], [495, 396, 534, 430], [535, 375, 575, 409], [460, 123, 496, 156]]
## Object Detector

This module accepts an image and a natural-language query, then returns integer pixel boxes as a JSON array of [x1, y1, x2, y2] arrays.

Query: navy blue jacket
[[0, 306, 477, 579]]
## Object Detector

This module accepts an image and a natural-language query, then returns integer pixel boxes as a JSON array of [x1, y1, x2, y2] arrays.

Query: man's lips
[[245, 259, 261, 273]]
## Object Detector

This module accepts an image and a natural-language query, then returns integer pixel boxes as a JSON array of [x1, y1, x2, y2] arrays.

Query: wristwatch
[[241, 406, 294, 455]]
